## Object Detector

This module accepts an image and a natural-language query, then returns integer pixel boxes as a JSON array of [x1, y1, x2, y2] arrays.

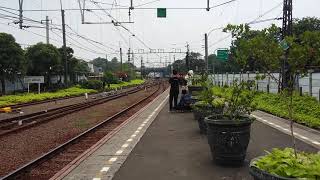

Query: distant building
[[87, 63, 103, 75]]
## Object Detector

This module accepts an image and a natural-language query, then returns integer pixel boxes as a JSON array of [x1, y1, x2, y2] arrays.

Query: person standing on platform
[[169, 70, 180, 111]]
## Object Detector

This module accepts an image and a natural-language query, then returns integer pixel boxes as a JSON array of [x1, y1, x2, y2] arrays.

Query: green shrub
[[106, 79, 145, 90], [253, 148, 320, 179], [80, 80, 103, 90], [212, 86, 320, 128], [103, 71, 119, 84]]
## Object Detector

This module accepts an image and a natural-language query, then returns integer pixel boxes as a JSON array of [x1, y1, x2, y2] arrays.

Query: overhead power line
[[208, 2, 283, 48], [17, 0, 237, 12]]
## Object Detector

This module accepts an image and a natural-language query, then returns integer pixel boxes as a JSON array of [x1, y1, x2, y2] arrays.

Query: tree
[[224, 24, 282, 72], [91, 57, 108, 71], [0, 33, 26, 95], [293, 17, 320, 36], [26, 43, 61, 88], [103, 71, 118, 84], [208, 54, 241, 73], [224, 23, 320, 156]]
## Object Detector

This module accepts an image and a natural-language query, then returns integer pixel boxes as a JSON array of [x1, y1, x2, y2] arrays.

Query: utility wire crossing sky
[[0, 0, 319, 68]]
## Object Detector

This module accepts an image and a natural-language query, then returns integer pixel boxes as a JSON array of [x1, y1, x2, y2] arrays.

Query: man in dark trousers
[[169, 70, 180, 111]]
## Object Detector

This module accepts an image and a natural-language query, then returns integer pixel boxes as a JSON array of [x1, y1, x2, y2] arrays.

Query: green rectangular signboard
[[157, 8, 166, 18], [217, 49, 229, 61], [280, 39, 289, 50]]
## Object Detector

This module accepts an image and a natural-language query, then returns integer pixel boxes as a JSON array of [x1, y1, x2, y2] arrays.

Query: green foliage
[[208, 54, 241, 74], [224, 24, 283, 72], [255, 92, 320, 128], [212, 86, 320, 128], [293, 17, 320, 36], [224, 81, 257, 120], [172, 52, 205, 73], [26, 42, 61, 76], [0, 33, 26, 94], [211, 98, 225, 109], [80, 80, 103, 90], [253, 148, 320, 179], [0, 87, 97, 107], [103, 71, 118, 84], [107, 79, 145, 90], [191, 100, 208, 111]]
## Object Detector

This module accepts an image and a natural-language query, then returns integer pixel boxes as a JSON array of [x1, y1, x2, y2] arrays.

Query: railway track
[[0, 82, 165, 180], [0, 83, 154, 137]]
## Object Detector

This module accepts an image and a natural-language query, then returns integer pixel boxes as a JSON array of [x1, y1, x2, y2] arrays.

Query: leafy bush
[[191, 100, 208, 111], [107, 79, 145, 90], [103, 71, 118, 84], [211, 98, 225, 109], [253, 148, 320, 179], [224, 81, 257, 120], [0, 87, 97, 107], [212, 86, 320, 128], [255, 92, 320, 128], [80, 80, 103, 90]]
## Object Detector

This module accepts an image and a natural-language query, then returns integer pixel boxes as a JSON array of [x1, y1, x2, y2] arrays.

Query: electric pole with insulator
[[18, 0, 23, 29], [205, 33, 209, 73], [186, 43, 190, 72], [120, 47, 123, 71], [41, 16, 51, 44], [61, 9, 68, 86], [281, 0, 293, 89]]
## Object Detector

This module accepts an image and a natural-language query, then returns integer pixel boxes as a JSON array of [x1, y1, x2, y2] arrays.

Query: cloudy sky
[[0, 0, 319, 67]]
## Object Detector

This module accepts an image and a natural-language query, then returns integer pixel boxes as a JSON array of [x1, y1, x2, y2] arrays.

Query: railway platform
[[54, 89, 320, 180]]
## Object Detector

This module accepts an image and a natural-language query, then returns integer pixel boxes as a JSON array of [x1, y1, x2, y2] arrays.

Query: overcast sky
[[0, 0, 319, 67]]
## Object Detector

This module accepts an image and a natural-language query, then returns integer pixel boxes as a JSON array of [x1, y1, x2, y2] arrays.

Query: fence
[[209, 72, 320, 101]]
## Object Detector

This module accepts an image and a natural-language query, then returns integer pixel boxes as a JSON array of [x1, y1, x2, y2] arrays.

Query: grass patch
[[107, 79, 145, 90], [0, 87, 97, 107], [212, 86, 320, 128]]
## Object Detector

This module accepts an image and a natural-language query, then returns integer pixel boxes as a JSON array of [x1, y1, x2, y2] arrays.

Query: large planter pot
[[204, 115, 254, 165], [188, 86, 204, 96], [195, 107, 223, 134], [193, 108, 202, 121], [249, 157, 294, 180]]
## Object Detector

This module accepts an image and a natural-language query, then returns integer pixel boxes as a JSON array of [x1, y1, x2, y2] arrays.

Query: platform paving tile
[[62, 90, 169, 180], [113, 103, 318, 180], [252, 110, 320, 149]]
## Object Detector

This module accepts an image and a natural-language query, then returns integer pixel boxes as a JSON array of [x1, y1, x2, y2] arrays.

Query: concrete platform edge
[[58, 89, 169, 180]]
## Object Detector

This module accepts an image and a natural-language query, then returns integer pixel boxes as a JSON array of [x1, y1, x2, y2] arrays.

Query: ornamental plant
[[224, 23, 320, 176], [252, 148, 320, 179], [224, 80, 257, 121]]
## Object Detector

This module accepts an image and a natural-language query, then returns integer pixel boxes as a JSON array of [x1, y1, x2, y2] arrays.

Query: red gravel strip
[[0, 86, 141, 121], [0, 86, 160, 177]]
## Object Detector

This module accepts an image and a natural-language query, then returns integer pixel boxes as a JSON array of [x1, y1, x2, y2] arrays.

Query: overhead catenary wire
[[66, 24, 117, 52], [208, 2, 283, 48], [17, 0, 238, 12], [0, 19, 114, 57], [0, 7, 117, 55], [50, 29, 107, 55]]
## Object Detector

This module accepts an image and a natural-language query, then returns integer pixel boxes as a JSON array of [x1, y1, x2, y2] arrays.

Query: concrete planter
[[188, 86, 204, 96], [205, 115, 254, 165]]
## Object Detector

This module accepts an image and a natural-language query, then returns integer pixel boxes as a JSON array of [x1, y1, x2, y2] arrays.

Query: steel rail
[[0, 84, 153, 137], [0, 82, 163, 180]]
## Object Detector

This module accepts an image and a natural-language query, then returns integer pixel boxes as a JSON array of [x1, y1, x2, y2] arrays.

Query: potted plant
[[224, 23, 320, 178], [204, 80, 257, 165], [188, 73, 207, 96], [249, 148, 320, 180], [192, 98, 225, 134], [192, 80, 225, 134]]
